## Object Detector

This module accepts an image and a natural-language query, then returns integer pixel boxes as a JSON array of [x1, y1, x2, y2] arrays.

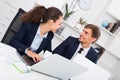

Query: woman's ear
[[48, 19, 54, 26]]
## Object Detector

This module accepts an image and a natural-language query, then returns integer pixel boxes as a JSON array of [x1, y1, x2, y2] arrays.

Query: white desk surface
[[0, 43, 111, 80]]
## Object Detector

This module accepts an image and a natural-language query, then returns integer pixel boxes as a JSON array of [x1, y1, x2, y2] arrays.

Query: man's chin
[[78, 39, 82, 42]]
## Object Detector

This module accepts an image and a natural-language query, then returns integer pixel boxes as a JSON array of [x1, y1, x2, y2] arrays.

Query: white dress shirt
[[71, 43, 90, 61], [25, 26, 48, 53], [30, 26, 48, 52]]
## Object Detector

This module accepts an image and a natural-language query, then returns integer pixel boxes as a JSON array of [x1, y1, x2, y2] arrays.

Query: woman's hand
[[26, 50, 43, 63]]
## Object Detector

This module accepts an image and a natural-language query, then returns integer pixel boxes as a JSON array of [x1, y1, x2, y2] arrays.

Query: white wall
[[4, 0, 35, 11], [5, 0, 113, 26], [0, 0, 35, 41], [35, 0, 66, 10], [63, 0, 113, 27], [108, 0, 120, 20], [34, 0, 113, 27]]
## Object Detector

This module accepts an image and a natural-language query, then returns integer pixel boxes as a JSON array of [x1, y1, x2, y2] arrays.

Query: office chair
[[1, 8, 37, 66], [1, 8, 25, 45]]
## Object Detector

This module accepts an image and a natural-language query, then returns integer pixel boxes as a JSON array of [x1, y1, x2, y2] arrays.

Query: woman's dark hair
[[21, 6, 63, 23], [84, 24, 101, 43]]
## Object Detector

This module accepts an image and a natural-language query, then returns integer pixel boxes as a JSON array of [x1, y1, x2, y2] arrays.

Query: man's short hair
[[84, 24, 101, 43]]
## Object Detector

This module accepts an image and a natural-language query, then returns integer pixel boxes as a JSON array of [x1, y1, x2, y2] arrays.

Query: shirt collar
[[79, 43, 91, 52]]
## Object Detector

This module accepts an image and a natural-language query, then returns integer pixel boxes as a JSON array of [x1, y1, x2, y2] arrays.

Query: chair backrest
[[1, 8, 25, 45]]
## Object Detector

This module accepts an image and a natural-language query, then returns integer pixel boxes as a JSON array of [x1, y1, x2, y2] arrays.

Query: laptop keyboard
[[22, 55, 36, 66]]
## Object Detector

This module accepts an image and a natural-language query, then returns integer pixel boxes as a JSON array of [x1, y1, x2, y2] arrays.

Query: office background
[[0, 0, 120, 79]]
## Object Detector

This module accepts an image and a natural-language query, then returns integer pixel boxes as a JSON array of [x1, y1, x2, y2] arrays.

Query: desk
[[0, 43, 58, 80], [71, 55, 111, 80], [0, 42, 111, 80]]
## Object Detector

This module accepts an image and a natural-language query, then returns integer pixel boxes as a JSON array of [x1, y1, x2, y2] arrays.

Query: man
[[53, 24, 101, 63]]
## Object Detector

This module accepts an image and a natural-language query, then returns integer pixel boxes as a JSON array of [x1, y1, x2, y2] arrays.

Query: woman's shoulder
[[22, 22, 39, 26], [21, 22, 39, 29]]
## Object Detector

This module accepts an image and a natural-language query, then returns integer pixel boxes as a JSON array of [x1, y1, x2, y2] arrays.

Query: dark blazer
[[53, 36, 99, 63], [10, 22, 54, 55]]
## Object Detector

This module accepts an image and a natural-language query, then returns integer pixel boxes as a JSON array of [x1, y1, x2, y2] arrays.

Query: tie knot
[[78, 48, 83, 54]]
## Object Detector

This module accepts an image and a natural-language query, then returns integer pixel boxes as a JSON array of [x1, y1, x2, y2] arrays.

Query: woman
[[10, 5, 63, 63]]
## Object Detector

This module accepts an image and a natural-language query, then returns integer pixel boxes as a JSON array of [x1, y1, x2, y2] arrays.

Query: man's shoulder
[[90, 47, 98, 54], [90, 47, 95, 51], [66, 36, 79, 44], [67, 36, 78, 40]]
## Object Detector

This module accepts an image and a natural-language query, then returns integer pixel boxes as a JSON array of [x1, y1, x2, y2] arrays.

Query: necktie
[[77, 48, 83, 54]]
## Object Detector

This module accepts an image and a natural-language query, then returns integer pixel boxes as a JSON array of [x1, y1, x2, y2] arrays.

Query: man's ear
[[92, 38, 96, 43]]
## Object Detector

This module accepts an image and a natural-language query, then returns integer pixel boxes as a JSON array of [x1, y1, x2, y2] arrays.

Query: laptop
[[31, 54, 88, 80], [16, 52, 36, 66]]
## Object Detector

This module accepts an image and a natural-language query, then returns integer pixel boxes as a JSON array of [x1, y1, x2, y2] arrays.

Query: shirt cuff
[[25, 48, 31, 54]]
